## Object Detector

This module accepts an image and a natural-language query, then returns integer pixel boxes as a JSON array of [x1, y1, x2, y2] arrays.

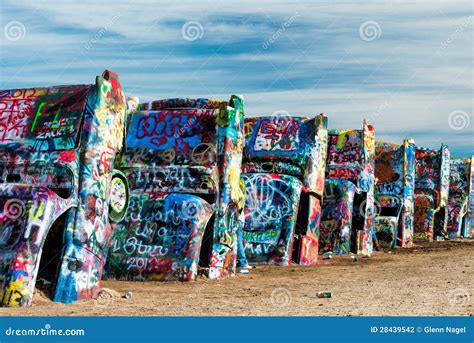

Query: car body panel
[[374, 139, 416, 249], [106, 96, 245, 281], [0, 185, 76, 306], [447, 157, 472, 237], [241, 173, 302, 265], [414, 145, 450, 242], [320, 179, 357, 254], [321, 120, 376, 256], [467, 158, 474, 237], [107, 193, 213, 281], [241, 115, 328, 265], [0, 70, 127, 306]]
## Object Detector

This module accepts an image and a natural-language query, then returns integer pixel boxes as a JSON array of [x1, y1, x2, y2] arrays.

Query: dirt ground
[[1, 239, 472, 316]]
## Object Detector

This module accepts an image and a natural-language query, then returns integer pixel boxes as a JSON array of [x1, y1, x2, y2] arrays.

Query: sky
[[1, 0, 472, 157]]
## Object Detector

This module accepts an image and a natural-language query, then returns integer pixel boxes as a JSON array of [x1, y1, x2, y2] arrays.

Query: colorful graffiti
[[374, 139, 416, 249], [467, 158, 474, 237], [321, 120, 375, 255], [447, 157, 472, 237], [105, 96, 245, 281], [240, 115, 328, 265], [320, 180, 357, 254], [414, 145, 450, 242], [0, 70, 128, 306], [241, 173, 301, 265], [2, 71, 473, 310]]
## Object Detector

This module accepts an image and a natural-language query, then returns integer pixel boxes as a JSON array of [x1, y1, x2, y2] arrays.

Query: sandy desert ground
[[1, 239, 472, 316]]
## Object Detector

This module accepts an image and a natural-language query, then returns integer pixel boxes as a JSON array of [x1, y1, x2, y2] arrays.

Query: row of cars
[[0, 71, 472, 307]]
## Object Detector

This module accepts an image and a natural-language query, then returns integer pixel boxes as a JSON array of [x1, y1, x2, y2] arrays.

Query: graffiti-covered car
[[240, 114, 328, 266], [320, 120, 375, 256], [105, 96, 244, 281], [374, 139, 416, 249], [414, 145, 450, 242], [0, 70, 128, 306], [447, 157, 473, 237], [467, 158, 474, 238]]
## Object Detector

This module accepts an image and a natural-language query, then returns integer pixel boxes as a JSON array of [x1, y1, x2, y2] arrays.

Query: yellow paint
[[336, 130, 353, 149], [29, 201, 45, 222], [2, 279, 30, 307]]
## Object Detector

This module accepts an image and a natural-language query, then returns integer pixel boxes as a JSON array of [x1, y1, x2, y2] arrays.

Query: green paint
[[51, 105, 62, 130], [30, 102, 62, 132], [30, 102, 45, 132]]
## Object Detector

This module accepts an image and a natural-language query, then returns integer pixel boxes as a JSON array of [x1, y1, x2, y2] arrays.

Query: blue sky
[[1, 0, 472, 156]]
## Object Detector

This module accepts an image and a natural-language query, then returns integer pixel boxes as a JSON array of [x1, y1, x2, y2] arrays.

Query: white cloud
[[1, 0, 472, 155]]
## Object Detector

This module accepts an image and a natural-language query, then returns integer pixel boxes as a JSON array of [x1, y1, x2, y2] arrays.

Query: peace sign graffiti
[[191, 143, 215, 164], [160, 148, 176, 163]]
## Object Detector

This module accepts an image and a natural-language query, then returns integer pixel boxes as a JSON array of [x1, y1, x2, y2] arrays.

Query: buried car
[[414, 145, 450, 242], [0, 70, 128, 306], [105, 96, 245, 281], [240, 114, 328, 265], [373, 139, 416, 249], [320, 120, 376, 256], [447, 157, 473, 238], [467, 158, 474, 237]]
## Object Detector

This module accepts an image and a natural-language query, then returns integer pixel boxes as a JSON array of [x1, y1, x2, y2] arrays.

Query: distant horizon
[[1, 0, 472, 157]]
